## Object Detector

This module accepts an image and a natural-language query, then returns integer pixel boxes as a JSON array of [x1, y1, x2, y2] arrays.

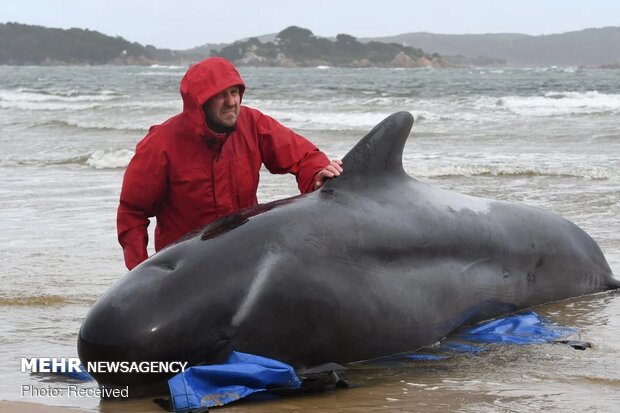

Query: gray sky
[[1, 0, 619, 50]]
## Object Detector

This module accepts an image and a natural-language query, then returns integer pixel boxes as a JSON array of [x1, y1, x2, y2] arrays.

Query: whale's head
[[77, 199, 303, 392]]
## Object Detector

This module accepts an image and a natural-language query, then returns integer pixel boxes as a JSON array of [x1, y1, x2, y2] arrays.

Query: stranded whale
[[78, 112, 619, 396]]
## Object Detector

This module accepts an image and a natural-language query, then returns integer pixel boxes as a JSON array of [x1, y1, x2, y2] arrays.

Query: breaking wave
[[85, 150, 134, 169], [0, 150, 134, 169], [405, 161, 619, 180], [32, 119, 149, 132], [496, 91, 620, 116]]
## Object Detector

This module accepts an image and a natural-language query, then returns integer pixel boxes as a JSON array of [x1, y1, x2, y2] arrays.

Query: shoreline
[[0, 398, 166, 412], [0, 401, 88, 413]]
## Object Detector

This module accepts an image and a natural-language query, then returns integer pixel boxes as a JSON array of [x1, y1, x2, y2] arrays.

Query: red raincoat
[[117, 58, 330, 270]]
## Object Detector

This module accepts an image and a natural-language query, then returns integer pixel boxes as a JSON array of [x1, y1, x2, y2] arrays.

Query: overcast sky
[[2, 0, 619, 50]]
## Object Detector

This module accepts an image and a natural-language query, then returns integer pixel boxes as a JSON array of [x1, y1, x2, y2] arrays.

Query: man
[[117, 57, 342, 270]]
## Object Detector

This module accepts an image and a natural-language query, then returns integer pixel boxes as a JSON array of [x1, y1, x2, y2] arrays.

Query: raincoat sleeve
[[256, 114, 330, 193], [117, 139, 168, 270]]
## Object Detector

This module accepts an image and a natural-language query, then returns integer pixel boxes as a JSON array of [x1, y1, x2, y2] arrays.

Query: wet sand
[[0, 401, 86, 412], [4, 291, 619, 412]]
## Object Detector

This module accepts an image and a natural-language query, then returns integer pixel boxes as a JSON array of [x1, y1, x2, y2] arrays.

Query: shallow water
[[0, 65, 619, 411]]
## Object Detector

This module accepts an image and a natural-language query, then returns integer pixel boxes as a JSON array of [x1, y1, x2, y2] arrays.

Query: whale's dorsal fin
[[324, 111, 414, 190]]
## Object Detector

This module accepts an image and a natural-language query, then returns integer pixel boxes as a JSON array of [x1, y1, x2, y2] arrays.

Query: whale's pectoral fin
[[323, 111, 414, 191]]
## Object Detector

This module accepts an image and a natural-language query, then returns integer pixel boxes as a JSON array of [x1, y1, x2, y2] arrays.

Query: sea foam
[[85, 150, 134, 169], [497, 91, 620, 116]]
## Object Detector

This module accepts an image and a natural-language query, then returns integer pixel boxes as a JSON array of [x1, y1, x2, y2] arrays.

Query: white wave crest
[[85, 150, 134, 169], [0, 100, 100, 111], [497, 91, 620, 116], [405, 161, 619, 180], [0, 88, 123, 111], [51, 118, 151, 132], [248, 107, 438, 130], [1, 88, 122, 102], [265, 110, 393, 130], [136, 72, 185, 77], [149, 64, 186, 69]]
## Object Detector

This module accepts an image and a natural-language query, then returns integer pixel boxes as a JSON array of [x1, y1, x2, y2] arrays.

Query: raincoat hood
[[180, 57, 246, 135]]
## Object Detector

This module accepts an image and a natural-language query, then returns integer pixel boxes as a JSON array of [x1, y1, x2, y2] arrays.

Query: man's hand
[[315, 159, 343, 189]]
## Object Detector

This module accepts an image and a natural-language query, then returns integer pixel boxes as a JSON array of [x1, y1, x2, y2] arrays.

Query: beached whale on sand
[[78, 111, 619, 396]]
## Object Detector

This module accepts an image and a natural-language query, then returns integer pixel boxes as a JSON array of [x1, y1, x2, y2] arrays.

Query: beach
[[1, 65, 619, 412], [0, 401, 83, 412]]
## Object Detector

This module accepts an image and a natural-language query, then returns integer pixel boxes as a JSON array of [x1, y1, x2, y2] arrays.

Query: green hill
[[0, 23, 445, 67], [213, 26, 445, 67], [364, 27, 620, 66], [7, 22, 616, 68], [0, 22, 184, 65]]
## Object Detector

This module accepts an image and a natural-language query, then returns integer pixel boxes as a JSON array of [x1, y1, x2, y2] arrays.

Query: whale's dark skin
[[78, 112, 619, 396]]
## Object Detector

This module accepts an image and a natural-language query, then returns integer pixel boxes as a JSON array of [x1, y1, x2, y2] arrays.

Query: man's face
[[204, 86, 241, 128]]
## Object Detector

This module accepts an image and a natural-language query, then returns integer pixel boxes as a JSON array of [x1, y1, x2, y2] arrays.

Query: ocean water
[[0, 65, 619, 412]]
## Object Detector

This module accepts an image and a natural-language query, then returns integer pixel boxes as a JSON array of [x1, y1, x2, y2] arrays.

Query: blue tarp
[[166, 311, 578, 410], [399, 310, 577, 361], [456, 311, 576, 344], [168, 351, 301, 412], [61, 364, 94, 382]]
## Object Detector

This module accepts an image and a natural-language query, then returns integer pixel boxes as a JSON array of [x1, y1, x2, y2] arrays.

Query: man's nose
[[224, 92, 236, 105]]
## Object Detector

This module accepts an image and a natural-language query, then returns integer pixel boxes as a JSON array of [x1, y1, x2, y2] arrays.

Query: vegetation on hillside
[[214, 26, 444, 67], [0, 22, 187, 65], [5, 22, 617, 68], [0, 23, 443, 67], [370, 26, 620, 66]]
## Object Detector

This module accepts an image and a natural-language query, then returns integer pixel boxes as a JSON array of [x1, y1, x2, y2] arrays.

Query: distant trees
[[0, 22, 443, 67], [0, 22, 175, 65], [213, 26, 440, 67]]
